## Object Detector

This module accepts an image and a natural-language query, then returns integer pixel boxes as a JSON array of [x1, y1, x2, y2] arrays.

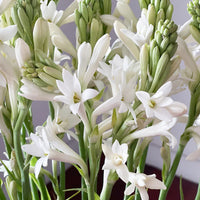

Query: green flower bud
[[138, 0, 148, 9], [140, 44, 149, 90], [147, 4, 156, 26], [38, 72, 57, 87], [79, 17, 87, 42], [33, 18, 50, 54], [152, 46, 160, 77], [150, 52, 170, 92], [43, 66, 62, 80], [25, 3, 34, 21], [160, 37, 170, 53], [80, 1, 89, 23], [32, 78, 49, 88]]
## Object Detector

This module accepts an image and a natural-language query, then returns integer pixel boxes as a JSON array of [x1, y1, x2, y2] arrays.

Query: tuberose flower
[[124, 172, 166, 200], [102, 140, 129, 182], [40, 0, 63, 24], [136, 81, 187, 121], [54, 69, 98, 128], [121, 10, 153, 47]]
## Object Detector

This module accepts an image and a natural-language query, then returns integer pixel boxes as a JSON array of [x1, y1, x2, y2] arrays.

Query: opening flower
[[136, 81, 187, 121]]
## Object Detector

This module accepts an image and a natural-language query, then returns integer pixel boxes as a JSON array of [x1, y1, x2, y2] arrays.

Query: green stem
[[77, 122, 88, 200], [59, 162, 66, 200], [159, 144, 185, 200], [30, 177, 40, 200], [0, 186, 6, 200], [195, 182, 200, 200], [13, 107, 31, 200], [38, 176, 51, 200], [159, 89, 199, 200], [134, 146, 149, 200], [100, 182, 115, 200]]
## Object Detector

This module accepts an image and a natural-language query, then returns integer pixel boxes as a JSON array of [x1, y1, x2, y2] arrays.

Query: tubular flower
[[102, 140, 129, 182], [124, 172, 166, 200], [136, 81, 187, 121]]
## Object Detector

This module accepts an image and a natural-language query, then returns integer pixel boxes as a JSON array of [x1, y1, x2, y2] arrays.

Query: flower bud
[[15, 38, 31, 68]]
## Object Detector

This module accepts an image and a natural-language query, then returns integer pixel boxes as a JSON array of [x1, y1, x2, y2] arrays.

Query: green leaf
[[127, 195, 135, 200], [73, 164, 85, 179], [66, 191, 81, 200]]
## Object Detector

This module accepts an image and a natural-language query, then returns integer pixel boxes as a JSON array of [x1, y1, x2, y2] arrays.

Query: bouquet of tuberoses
[[0, 0, 200, 199]]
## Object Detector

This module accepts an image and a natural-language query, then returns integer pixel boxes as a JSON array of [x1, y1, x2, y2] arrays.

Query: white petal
[[35, 157, 47, 178], [153, 81, 172, 98], [186, 149, 200, 160], [15, 38, 31, 67], [84, 34, 110, 87], [49, 23, 76, 57], [124, 183, 135, 195], [114, 21, 139, 60], [137, 187, 149, 200], [0, 25, 17, 42], [77, 42, 92, 82], [82, 89, 98, 102]]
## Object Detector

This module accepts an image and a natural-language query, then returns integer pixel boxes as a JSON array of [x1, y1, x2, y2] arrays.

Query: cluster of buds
[[22, 50, 63, 92], [188, 0, 200, 43], [75, 0, 111, 48], [149, 19, 178, 91], [141, 0, 174, 27], [11, 0, 41, 47]]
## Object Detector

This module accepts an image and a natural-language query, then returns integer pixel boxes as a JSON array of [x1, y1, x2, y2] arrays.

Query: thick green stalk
[[87, 142, 97, 200], [59, 162, 66, 200], [13, 108, 31, 200], [0, 186, 6, 200], [100, 181, 115, 200], [38, 176, 51, 200], [30, 178, 40, 200], [159, 89, 199, 200], [77, 122, 87, 200]]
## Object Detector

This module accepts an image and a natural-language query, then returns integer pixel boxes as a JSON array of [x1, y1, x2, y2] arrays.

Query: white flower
[[122, 119, 177, 148], [52, 102, 80, 139], [97, 55, 139, 122], [102, 140, 129, 182], [54, 69, 98, 128], [121, 10, 153, 47], [77, 34, 110, 89], [124, 172, 166, 200], [40, 0, 63, 24], [19, 78, 56, 101], [0, 0, 15, 14], [48, 22, 76, 57], [114, 21, 140, 60], [0, 25, 17, 42], [136, 81, 187, 121], [15, 38, 31, 68], [22, 118, 87, 178]]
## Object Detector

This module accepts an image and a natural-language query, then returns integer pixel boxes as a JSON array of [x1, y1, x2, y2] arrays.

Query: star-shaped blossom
[[22, 117, 87, 178], [136, 81, 187, 121], [123, 118, 177, 148], [40, 0, 63, 24], [124, 172, 166, 200], [54, 69, 98, 129], [120, 10, 154, 47], [102, 140, 129, 182]]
